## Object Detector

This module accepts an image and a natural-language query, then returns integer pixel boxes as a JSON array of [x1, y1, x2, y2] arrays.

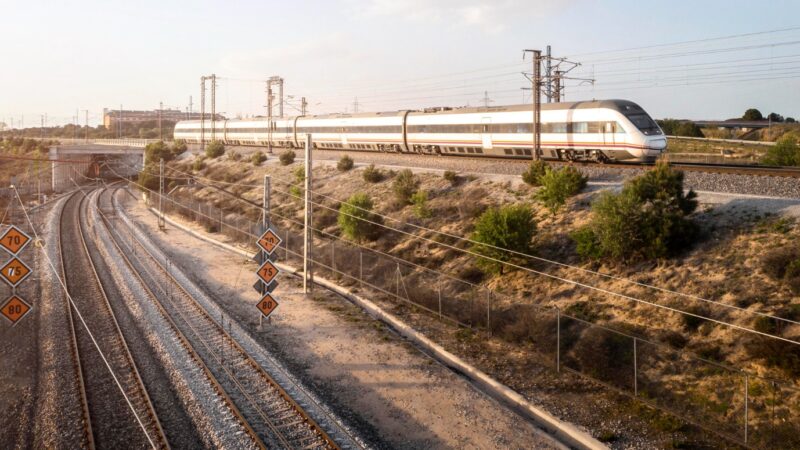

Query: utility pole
[[553, 71, 562, 102], [40, 115, 44, 139], [303, 133, 313, 294], [482, 91, 494, 107], [159, 158, 165, 229], [84, 110, 89, 142], [352, 97, 359, 114], [524, 49, 542, 160], [266, 81, 273, 154], [545, 45, 552, 103], [210, 73, 216, 142], [278, 77, 284, 118], [200, 76, 206, 151], [301, 97, 307, 116], [188, 95, 193, 118], [158, 101, 163, 141], [74, 109, 79, 139]]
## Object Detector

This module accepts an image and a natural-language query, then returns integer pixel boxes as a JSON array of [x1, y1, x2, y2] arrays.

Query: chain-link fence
[[142, 185, 800, 448]]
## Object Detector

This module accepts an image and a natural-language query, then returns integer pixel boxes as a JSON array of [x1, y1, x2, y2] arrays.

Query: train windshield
[[625, 113, 662, 135]]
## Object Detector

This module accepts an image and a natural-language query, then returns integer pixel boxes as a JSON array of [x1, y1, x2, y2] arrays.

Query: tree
[[761, 134, 800, 166], [742, 108, 764, 121], [338, 193, 382, 242], [144, 141, 174, 165], [786, 117, 796, 123], [470, 204, 536, 274], [674, 121, 704, 138], [171, 139, 188, 157], [572, 161, 698, 261], [768, 112, 785, 123], [392, 169, 419, 204], [205, 140, 225, 158], [521, 160, 548, 186]]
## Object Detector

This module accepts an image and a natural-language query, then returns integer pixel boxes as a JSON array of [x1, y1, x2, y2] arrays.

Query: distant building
[[103, 108, 224, 129], [692, 120, 770, 133]]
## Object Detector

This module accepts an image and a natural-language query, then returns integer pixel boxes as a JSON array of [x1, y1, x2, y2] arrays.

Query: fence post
[[438, 284, 442, 321], [359, 250, 363, 289], [744, 373, 749, 445], [633, 337, 638, 396], [556, 307, 561, 373], [303, 133, 313, 294], [487, 290, 492, 336]]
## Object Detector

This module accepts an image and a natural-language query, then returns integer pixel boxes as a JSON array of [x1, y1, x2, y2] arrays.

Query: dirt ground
[[119, 193, 567, 449]]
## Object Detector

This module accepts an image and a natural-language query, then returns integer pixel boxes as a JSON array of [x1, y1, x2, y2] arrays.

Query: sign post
[[255, 227, 283, 326], [0, 225, 34, 326]]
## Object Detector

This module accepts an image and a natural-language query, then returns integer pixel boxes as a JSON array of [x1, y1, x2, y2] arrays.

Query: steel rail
[[56, 191, 95, 450], [103, 187, 340, 450], [60, 189, 169, 449]]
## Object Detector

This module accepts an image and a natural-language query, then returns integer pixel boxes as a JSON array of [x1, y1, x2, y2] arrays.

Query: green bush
[[171, 139, 188, 157], [573, 161, 698, 261], [279, 150, 295, 165], [144, 141, 174, 165], [205, 140, 225, 158], [293, 166, 305, 183], [337, 155, 354, 171], [227, 150, 241, 161], [535, 166, 587, 213], [443, 170, 459, 185], [138, 163, 160, 191], [411, 190, 432, 218], [192, 156, 206, 172], [761, 134, 799, 166], [470, 204, 536, 274], [251, 151, 266, 166], [338, 193, 382, 242], [362, 164, 383, 183], [392, 169, 418, 204], [522, 160, 548, 186]]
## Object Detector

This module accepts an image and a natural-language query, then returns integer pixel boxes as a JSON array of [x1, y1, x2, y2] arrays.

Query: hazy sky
[[2, 0, 800, 126]]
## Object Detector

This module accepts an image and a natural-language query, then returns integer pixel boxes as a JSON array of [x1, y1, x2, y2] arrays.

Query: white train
[[174, 99, 666, 162]]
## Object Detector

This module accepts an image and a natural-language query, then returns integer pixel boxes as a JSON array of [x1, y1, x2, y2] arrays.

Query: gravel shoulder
[[119, 191, 567, 450]]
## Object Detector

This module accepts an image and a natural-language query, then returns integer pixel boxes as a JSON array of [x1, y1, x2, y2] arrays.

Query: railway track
[[58, 190, 169, 449], [96, 186, 347, 449]]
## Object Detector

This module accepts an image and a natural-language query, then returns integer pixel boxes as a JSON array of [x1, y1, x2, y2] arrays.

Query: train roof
[[175, 100, 647, 126]]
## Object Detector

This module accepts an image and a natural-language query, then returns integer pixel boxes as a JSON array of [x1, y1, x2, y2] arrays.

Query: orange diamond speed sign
[[1, 296, 31, 325], [0, 257, 31, 288], [257, 228, 282, 255], [256, 260, 280, 285], [0, 226, 31, 255], [256, 294, 279, 318]]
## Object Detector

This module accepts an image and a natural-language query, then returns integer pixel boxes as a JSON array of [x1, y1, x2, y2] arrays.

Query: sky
[[1, 0, 800, 127]]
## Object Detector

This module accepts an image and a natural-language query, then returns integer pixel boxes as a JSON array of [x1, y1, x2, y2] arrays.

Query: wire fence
[[143, 184, 800, 448]]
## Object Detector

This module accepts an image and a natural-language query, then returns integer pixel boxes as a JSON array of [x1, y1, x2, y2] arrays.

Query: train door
[[603, 122, 616, 147], [481, 117, 493, 150]]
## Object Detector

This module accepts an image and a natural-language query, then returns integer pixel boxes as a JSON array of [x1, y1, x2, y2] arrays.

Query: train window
[[523, 149, 531, 155], [504, 149, 513, 155], [475, 148, 483, 154]]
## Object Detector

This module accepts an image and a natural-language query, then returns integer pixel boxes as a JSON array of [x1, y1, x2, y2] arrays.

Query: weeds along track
[[58, 190, 169, 449], [97, 187, 342, 450]]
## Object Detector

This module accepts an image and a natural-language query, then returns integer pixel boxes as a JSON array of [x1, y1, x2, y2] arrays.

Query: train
[[174, 99, 667, 162]]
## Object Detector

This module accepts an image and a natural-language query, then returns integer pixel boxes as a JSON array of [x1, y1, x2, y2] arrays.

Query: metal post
[[158, 159, 165, 229], [278, 78, 284, 118], [487, 290, 491, 336], [533, 50, 542, 160], [553, 71, 562, 102], [303, 134, 313, 294], [438, 285, 442, 320], [200, 76, 206, 151], [633, 338, 638, 396], [359, 250, 363, 289], [556, 307, 561, 372], [158, 101, 163, 141], [263, 175, 270, 228], [267, 83, 273, 155], [744, 374, 749, 445], [210, 73, 216, 143], [545, 45, 552, 103]]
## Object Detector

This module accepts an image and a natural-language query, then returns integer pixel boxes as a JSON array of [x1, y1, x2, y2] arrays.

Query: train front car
[[607, 100, 665, 161]]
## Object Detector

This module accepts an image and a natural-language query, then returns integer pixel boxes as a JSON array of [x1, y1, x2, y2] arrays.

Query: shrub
[[338, 193, 382, 242], [573, 161, 698, 261], [762, 246, 800, 294], [279, 150, 295, 165], [293, 166, 305, 183], [192, 156, 206, 172], [443, 170, 459, 185], [761, 134, 800, 166], [171, 139, 188, 157], [251, 151, 266, 166], [205, 140, 225, 158], [411, 190, 432, 218], [227, 150, 241, 161], [470, 204, 536, 274], [337, 155, 354, 172], [144, 140, 173, 165], [521, 160, 548, 186], [535, 166, 587, 213], [362, 164, 383, 183], [392, 169, 418, 204], [137, 163, 160, 191]]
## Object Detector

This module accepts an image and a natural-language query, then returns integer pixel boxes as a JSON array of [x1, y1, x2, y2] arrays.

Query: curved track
[[59, 190, 169, 449], [97, 186, 346, 449]]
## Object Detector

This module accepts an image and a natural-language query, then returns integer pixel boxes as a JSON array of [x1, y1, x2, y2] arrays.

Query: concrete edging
[[144, 206, 607, 450]]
